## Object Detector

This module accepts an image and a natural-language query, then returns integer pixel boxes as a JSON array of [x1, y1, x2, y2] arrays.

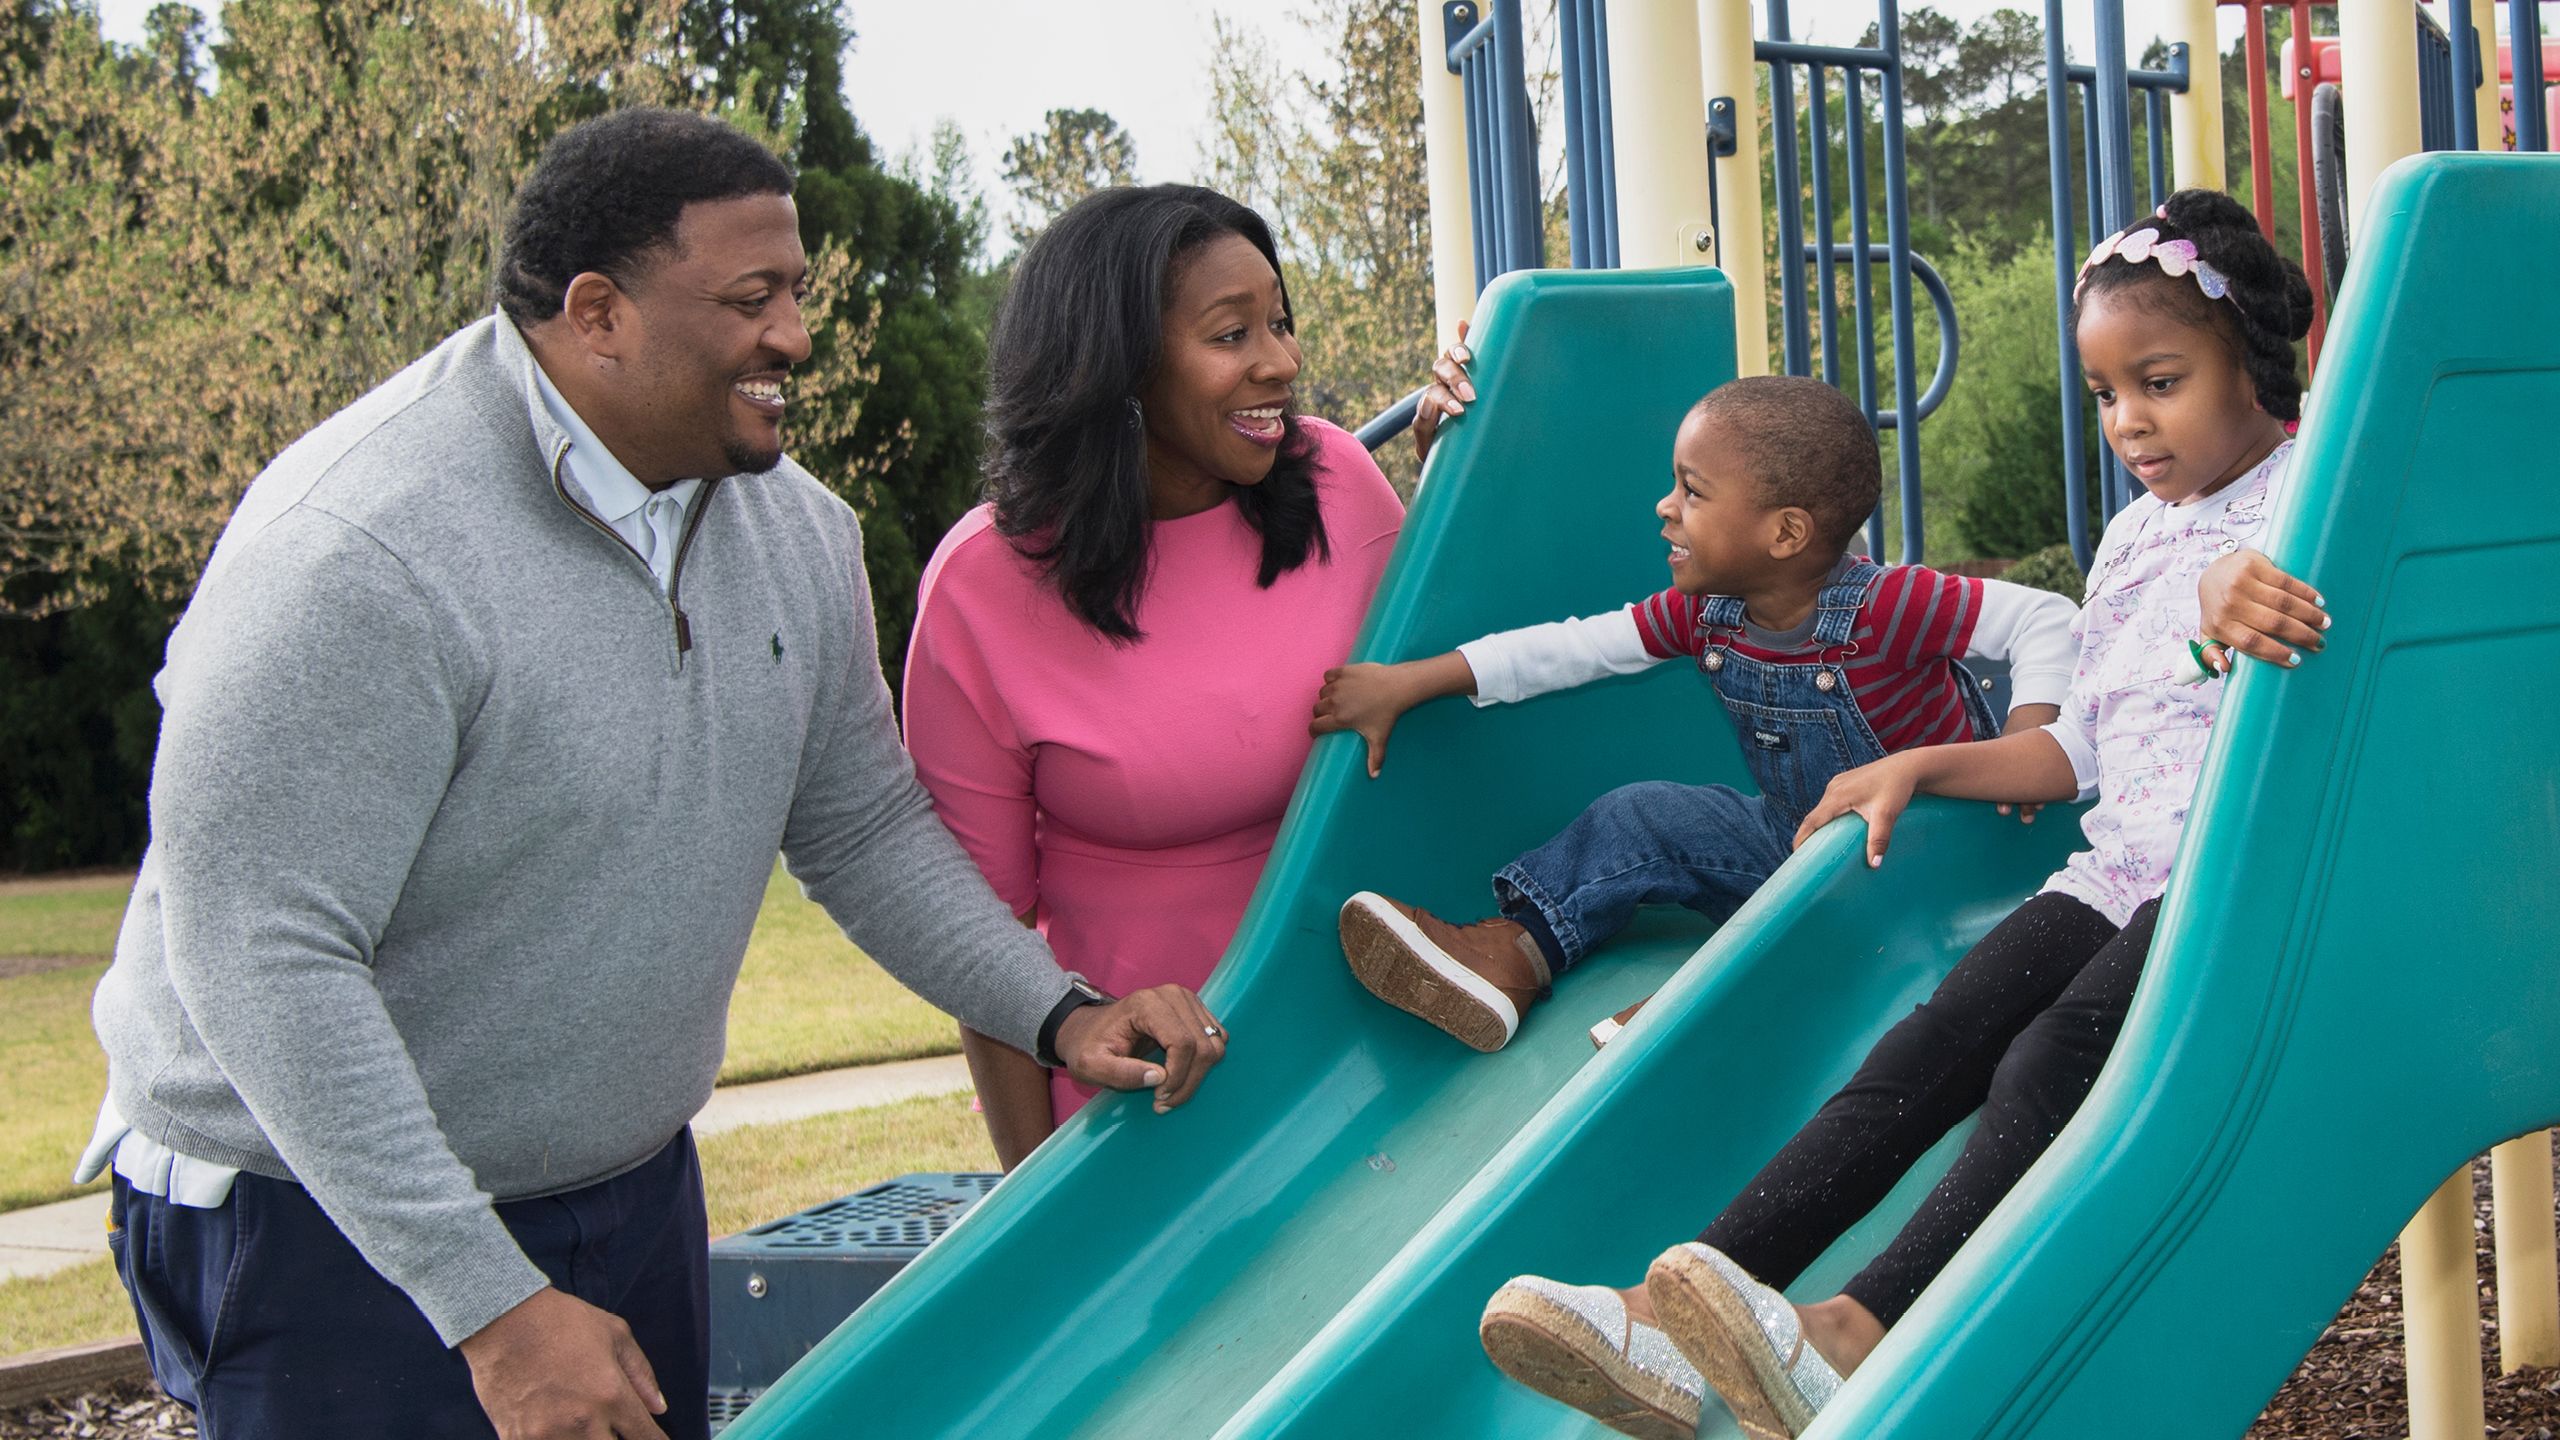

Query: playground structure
[[720, 5, 2560, 1438]]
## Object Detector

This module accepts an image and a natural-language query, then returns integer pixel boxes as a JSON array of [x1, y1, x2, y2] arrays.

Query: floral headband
[[2072, 213, 2233, 307]]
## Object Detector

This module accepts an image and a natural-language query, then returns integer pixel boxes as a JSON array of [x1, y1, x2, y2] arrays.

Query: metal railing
[[1442, 0, 1543, 294], [2042, 7, 2190, 568]]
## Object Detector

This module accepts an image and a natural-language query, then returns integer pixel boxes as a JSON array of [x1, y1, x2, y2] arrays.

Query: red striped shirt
[[1630, 564, 1989, 753]]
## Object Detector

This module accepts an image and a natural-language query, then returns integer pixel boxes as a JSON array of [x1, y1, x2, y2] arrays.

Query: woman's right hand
[[2197, 549, 2328, 670], [1311, 662, 1422, 778], [1793, 754, 1923, 866], [1409, 321, 1475, 465]]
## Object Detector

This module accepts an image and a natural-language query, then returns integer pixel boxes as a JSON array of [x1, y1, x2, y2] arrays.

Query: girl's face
[[2075, 284, 2289, 505], [1137, 232, 1302, 519]]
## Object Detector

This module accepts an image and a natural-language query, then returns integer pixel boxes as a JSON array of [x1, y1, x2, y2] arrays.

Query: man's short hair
[[493, 108, 796, 324], [1693, 375, 1884, 554]]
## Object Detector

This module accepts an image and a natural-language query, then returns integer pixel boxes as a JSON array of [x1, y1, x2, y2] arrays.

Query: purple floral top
[[2039, 441, 2294, 925]]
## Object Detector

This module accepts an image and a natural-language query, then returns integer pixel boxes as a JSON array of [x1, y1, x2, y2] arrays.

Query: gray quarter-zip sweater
[[90, 314, 1075, 1345]]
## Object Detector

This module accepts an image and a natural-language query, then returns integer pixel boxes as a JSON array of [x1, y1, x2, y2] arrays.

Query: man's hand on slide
[[1054, 985, 1229, 1113]]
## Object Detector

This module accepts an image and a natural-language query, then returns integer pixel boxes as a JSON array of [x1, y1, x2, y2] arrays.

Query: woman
[[903, 185, 1407, 1167]]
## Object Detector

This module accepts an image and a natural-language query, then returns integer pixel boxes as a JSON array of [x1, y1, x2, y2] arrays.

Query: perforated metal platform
[[706, 1172, 999, 1432]]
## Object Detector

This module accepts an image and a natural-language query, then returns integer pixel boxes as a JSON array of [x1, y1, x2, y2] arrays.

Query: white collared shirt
[[530, 362, 703, 594]]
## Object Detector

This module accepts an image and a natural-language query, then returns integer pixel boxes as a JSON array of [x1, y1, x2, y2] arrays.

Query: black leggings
[[1699, 891, 2162, 1327]]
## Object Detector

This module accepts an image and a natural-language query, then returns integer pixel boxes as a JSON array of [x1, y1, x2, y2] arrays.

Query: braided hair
[[2074, 189, 2316, 422]]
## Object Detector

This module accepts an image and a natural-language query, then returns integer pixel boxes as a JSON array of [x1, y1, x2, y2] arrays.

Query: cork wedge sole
[[1338, 894, 1518, 1052], [1478, 1287, 1701, 1440], [1645, 1247, 1814, 1439]]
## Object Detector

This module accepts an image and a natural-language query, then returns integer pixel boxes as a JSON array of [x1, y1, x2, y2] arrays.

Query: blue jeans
[[1495, 780, 1796, 968], [110, 1128, 710, 1440]]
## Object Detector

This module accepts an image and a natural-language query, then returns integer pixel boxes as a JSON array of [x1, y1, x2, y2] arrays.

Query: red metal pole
[[2245, 4, 2278, 237], [2289, 0, 2326, 366]]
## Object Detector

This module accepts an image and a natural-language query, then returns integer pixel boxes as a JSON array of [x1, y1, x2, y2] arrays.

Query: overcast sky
[[94, 0, 2257, 235]]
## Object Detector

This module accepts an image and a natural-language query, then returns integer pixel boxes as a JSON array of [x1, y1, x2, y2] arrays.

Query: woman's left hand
[[2198, 549, 2328, 671]]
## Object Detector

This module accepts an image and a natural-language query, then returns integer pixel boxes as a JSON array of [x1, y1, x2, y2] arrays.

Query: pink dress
[[903, 419, 1404, 1121]]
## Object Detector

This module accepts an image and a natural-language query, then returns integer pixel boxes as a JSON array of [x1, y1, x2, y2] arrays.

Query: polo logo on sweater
[[771, 633, 785, 662]]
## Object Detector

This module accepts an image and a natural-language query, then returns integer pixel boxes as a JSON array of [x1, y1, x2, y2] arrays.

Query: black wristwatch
[[1033, 976, 1111, 1068]]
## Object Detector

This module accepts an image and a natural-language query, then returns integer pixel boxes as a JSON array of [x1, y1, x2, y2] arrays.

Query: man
[[77, 108, 1226, 1440]]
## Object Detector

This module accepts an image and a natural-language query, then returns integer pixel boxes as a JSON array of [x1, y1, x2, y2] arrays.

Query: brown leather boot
[[1338, 891, 1551, 1051], [1589, 995, 1650, 1050]]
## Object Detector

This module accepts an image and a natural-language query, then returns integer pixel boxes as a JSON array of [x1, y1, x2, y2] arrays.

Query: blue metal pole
[[2519, 0, 2550, 152], [1877, 0, 1924, 563], [1846, 65, 1884, 559], [1559, 0, 1593, 268], [2045, 0, 2093, 570], [1810, 64, 1841, 385], [1589, 0, 1619, 266], [2145, 86, 2169, 209], [1766, 0, 1812, 374], [1465, 61, 1495, 291], [2454, 0, 2483, 150], [1490, 0, 1544, 269], [2092, 0, 2137, 517]]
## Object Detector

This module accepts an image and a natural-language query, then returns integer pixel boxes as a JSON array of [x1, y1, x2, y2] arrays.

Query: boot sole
[[1338, 893, 1519, 1052], [1646, 1246, 1815, 1438], [1479, 1286, 1700, 1440]]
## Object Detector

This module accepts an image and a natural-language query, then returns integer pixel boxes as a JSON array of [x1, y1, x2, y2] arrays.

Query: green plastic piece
[[731, 153, 2559, 1439], [724, 265, 1752, 1439]]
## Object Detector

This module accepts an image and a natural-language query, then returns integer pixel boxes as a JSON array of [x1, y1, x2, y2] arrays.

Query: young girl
[[1474, 189, 2324, 1440]]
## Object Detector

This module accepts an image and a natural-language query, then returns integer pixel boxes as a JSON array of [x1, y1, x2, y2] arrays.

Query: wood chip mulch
[[6, 1147, 2558, 1439]]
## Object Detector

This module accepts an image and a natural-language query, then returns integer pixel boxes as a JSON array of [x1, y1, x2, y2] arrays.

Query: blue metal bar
[[1876, 0, 1924, 562], [1558, 0, 1598, 268], [2091, 1, 2136, 518], [1765, 0, 1812, 375], [2064, 62, 2188, 90], [2519, 0, 2550, 152], [1758, 38, 1891, 69], [1846, 64, 1881, 494], [1489, 0, 1543, 270], [1809, 63, 1841, 385], [1587, 0, 1619, 265], [2416, 8, 2454, 151], [2044, 0, 2093, 569], [2145, 85, 2168, 209], [1800, 245, 1960, 425], [2454, 0, 2484, 151], [1355, 388, 1427, 451], [1464, 60, 1493, 291]]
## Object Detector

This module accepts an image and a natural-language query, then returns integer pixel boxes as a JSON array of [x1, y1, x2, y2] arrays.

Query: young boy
[[1312, 375, 2079, 1052]]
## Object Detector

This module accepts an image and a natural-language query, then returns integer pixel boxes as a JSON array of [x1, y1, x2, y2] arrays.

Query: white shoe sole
[[1480, 1285, 1702, 1440], [1338, 892, 1521, 1052], [1647, 1246, 1819, 1438]]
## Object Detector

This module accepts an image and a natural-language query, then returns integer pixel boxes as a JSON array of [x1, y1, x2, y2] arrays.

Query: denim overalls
[[1493, 560, 2000, 968]]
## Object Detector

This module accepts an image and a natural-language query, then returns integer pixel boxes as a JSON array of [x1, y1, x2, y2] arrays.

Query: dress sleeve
[[1966, 578, 2082, 710], [1458, 609, 1665, 705], [900, 536, 1039, 919]]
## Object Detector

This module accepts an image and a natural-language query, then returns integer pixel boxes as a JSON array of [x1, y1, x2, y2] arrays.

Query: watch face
[[1072, 978, 1109, 1004]]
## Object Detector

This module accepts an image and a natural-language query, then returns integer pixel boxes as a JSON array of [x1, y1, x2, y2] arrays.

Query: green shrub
[[2001, 543, 2087, 600]]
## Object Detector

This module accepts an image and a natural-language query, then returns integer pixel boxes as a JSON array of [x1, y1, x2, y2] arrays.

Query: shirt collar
[[527, 350, 682, 526]]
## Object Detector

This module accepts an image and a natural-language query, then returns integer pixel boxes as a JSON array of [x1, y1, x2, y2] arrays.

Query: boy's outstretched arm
[[1793, 730, 2083, 867], [2198, 549, 2329, 670], [1311, 654, 1478, 778]]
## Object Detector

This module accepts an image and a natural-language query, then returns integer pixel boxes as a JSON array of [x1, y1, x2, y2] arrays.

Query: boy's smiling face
[[1657, 409, 1795, 597]]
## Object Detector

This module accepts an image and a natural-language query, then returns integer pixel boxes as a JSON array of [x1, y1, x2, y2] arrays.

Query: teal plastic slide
[[727, 153, 2560, 1438]]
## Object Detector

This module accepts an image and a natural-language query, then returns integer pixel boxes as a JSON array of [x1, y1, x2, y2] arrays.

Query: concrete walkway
[[0, 1054, 971, 1284]]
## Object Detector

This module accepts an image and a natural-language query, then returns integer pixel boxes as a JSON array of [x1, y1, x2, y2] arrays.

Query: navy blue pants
[[110, 1128, 710, 1440]]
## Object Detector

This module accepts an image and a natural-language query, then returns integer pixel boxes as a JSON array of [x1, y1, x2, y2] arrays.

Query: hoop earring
[[1125, 396, 1144, 430]]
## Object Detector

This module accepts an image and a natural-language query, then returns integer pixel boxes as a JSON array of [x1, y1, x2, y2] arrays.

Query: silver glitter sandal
[[1479, 1274, 1704, 1440], [1644, 1243, 1842, 1439]]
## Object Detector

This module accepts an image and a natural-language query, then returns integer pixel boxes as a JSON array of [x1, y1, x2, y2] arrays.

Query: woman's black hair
[[2074, 188, 2317, 422], [982, 184, 1327, 642]]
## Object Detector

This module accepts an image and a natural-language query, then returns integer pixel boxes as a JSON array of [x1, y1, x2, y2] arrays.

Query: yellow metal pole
[[1696, 0, 1769, 376], [2470, 0, 2505, 150], [2161, 0, 2227, 189], [1417, 0, 1478, 347], [1600, 0, 1715, 267], [2401, 1165, 2487, 1440], [2337, 0, 2425, 227], [2491, 1130, 2560, 1371]]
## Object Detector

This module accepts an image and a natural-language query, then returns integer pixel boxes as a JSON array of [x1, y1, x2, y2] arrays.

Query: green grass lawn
[[0, 873, 132, 958], [0, 863, 962, 1214], [0, 1092, 997, 1359]]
